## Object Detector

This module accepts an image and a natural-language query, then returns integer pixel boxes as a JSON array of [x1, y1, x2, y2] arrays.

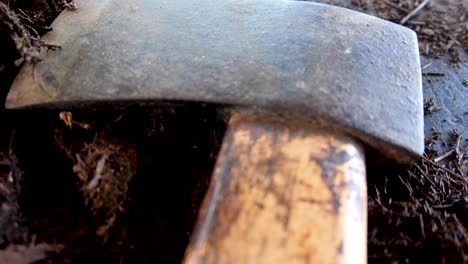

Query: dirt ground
[[0, 0, 467, 263]]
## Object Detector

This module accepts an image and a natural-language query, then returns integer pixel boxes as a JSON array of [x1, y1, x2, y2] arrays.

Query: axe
[[6, 0, 423, 263]]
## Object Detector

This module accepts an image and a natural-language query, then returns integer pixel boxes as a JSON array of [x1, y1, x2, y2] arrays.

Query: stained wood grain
[[184, 115, 367, 264]]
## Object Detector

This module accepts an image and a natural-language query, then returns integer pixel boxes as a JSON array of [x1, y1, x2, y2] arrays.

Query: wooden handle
[[184, 115, 367, 264]]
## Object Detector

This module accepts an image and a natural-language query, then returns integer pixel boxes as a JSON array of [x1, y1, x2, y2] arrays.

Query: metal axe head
[[6, 0, 423, 164]]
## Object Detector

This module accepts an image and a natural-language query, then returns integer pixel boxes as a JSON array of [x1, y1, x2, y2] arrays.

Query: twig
[[400, 0, 431, 24], [381, 0, 408, 13], [414, 164, 437, 187], [398, 175, 413, 195], [423, 72, 445, 76], [422, 157, 466, 179], [407, 20, 426, 25], [87, 154, 108, 189], [433, 150, 455, 163], [23, 24, 40, 38], [419, 214, 426, 239], [422, 60, 433, 70], [432, 203, 454, 209], [453, 131, 463, 163], [407, 170, 437, 201], [8, 130, 15, 158], [16, 9, 35, 25]]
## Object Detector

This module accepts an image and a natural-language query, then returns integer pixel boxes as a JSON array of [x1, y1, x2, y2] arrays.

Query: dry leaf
[[59, 112, 73, 128], [59, 112, 91, 129]]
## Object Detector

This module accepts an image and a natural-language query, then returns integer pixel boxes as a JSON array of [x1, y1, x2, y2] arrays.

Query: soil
[[0, 107, 226, 263], [0, 0, 467, 263]]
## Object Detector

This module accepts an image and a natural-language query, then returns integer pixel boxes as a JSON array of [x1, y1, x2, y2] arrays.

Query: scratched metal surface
[[6, 0, 423, 163], [308, 0, 467, 154]]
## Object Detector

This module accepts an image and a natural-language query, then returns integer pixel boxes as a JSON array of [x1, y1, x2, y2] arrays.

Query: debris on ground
[[423, 97, 441, 115], [73, 138, 137, 236], [0, 109, 224, 263], [0, 148, 27, 245], [56, 111, 137, 237], [368, 128, 468, 263], [0, 2, 40, 63], [0, 0, 76, 64], [0, 138, 63, 263]]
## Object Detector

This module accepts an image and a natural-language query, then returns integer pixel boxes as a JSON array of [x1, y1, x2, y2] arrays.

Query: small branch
[[421, 60, 433, 70], [422, 72, 445, 76], [421, 157, 466, 179], [433, 149, 455, 163], [400, 0, 431, 24], [381, 0, 408, 13], [87, 154, 108, 189], [454, 131, 463, 163], [413, 164, 437, 187], [432, 203, 454, 209], [419, 214, 426, 239]]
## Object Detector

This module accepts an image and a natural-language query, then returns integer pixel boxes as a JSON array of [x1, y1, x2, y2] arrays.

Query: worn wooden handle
[[184, 115, 367, 264]]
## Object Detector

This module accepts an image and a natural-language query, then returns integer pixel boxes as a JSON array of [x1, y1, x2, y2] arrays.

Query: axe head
[[6, 0, 423, 164]]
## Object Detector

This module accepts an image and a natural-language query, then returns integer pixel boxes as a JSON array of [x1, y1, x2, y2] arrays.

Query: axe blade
[[6, 0, 423, 163]]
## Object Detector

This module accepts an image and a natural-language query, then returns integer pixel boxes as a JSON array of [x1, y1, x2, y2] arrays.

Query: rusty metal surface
[[6, 0, 423, 162]]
